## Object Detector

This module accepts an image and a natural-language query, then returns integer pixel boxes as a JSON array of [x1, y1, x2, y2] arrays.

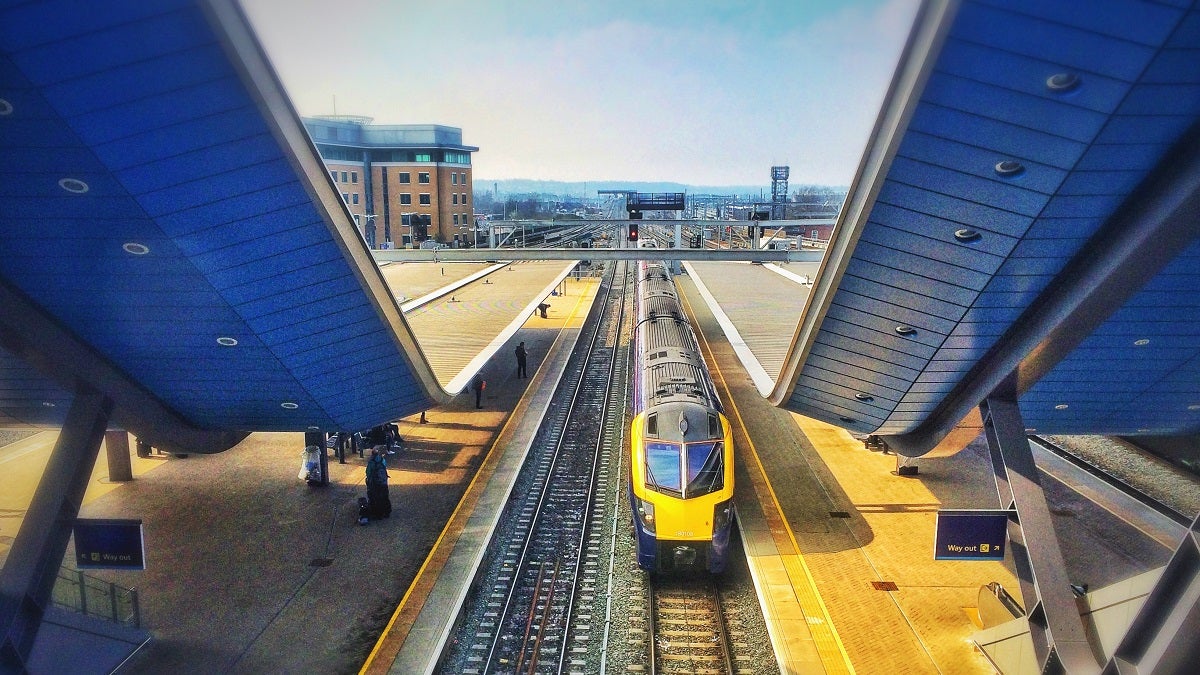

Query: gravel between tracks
[[1044, 435, 1200, 518]]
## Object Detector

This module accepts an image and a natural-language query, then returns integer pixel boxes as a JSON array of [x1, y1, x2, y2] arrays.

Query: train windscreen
[[645, 441, 725, 498], [645, 442, 683, 495], [685, 442, 724, 497]]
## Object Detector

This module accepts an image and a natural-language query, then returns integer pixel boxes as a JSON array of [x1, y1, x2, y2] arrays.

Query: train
[[628, 260, 735, 574]]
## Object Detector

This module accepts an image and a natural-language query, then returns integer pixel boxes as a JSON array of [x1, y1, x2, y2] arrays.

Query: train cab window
[[645, 442, 682, 496], [708, 414, 719, 437], [646, 413, 658, 437], [685, 442, 724, 497]]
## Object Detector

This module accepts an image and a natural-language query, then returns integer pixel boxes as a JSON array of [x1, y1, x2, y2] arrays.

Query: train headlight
[[635, 498, 656, 535], [712, 499, 734, 534]]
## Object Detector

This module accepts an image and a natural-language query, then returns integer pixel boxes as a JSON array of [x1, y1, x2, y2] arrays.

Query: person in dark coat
[[472, 373, 485, 408], [365, 447, 391, 519], [515, 341, 528, 378]]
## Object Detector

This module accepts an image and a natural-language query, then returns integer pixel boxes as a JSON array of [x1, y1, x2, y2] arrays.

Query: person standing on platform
[[515, 341, 528, 379], [365, 447, 391, 519], [472, 373, 486, 408]]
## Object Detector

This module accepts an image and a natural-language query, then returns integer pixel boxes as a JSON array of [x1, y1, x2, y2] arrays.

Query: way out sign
[[73, 518, 145, 570], [934, 510, 1008, 561]]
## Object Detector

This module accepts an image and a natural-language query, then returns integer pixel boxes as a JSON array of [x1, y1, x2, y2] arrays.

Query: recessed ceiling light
[[1188, 404, 1200, 411], [122, 242, 150, 255], [954, 228, 981, 242], [1024, 428, 1036, 433], [216, 337, 238, 346], [854, 393, 874, 402], [1133, 338, 1150, 346], [281, 402, 299, 410], [895, 325, 916, 336], [1054, 404, 1069, 410], [1046, 72, 1081, 92], [59, 177, 89, 194], [42, 401, 56, 407], [0, 99, 12, 116], [994, 160, 1025, 177], [307, 425, 320, 431]]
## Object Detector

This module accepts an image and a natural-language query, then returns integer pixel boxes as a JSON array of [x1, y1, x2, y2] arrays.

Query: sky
[[240, 0, 920, 187]]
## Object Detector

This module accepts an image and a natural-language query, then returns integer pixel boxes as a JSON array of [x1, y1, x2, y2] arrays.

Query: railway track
[[442, 262, 632, 674], [1030, 434, 1192, 527], [648, 578, 737, 675]]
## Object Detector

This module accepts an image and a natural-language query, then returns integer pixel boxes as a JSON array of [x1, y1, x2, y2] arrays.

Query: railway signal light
[[628, 223, 639, 241]]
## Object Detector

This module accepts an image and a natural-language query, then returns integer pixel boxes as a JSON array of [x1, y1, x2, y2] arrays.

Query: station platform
[[4, 259, 1187, 674], [0, 263, 597, 674], [358, 260, 1025, 674]]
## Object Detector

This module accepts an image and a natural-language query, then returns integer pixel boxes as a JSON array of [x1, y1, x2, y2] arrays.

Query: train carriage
[[629, 261, 735, 574]]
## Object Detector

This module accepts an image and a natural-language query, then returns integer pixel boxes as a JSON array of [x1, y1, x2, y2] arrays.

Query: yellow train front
[[629, 261, 735, 574]]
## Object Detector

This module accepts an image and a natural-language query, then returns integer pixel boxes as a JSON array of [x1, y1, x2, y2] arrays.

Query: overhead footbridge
[[2, 0, 1199, 672], [0, 2, 464, 668], [0, 0, 455, 456], [768, 0, 1200, 460]]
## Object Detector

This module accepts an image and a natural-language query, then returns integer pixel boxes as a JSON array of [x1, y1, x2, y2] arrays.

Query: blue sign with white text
[[934, 510, 1008, 561], [74, 518, 145, 570]]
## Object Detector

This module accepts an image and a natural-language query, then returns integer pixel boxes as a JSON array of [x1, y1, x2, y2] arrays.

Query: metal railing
[[52, 567, 140, 628]]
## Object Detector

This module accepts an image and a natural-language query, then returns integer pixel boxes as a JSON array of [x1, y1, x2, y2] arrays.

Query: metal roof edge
[[201, 0, 453, 409], [881, 121, 1200, 457], [0, 280, 247, 455], [768, 0, 960, 408]]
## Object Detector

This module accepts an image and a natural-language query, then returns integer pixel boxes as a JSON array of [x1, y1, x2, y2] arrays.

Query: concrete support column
[[0, 390, 112, 671], [104, 430, 133, 482]]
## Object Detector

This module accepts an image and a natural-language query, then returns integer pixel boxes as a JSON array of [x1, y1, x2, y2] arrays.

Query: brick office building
[[303, 116, 478, 248]]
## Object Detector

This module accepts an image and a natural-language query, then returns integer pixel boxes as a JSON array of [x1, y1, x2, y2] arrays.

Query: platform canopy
[[773, 0, 1200, 455], [0, 0, 450, 453]]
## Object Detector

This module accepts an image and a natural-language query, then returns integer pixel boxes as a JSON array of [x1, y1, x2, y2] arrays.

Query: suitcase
[[357, 497, 370, 525]]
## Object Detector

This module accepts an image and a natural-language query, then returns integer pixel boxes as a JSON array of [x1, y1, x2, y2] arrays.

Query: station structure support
[[982, 396, 1101, 673], [0, 391, 112, 671], [983, 396, 1200, 673]]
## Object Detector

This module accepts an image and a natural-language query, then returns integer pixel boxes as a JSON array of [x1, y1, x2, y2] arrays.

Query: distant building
[[303, 116, 478, 248]]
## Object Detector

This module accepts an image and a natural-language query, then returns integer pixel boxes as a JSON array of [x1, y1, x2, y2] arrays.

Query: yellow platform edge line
[[359, 278, 595, 674], [679, 283, 856, 675]]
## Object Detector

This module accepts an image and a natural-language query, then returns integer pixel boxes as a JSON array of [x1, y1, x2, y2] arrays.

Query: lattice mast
[[771, 165, 789, 220]]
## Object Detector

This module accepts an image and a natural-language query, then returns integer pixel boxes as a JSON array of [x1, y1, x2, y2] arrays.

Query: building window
[[415, 153, 431, 162], [342, 193, 349, 203], [352, 194, 359, 205], [452, 194, 458, 205], [400, 194, 412, 205], [341, 171, 348, 182], [351, 171, 358, 184], [419, 172, 430, 184], [330, 170, 337, 182], [460, 172, 467, 183], [399, 172, 410, 184], [461, 193, 467, 204], [453, 214, 459, 225], [451, 173, 458, 185], [419, 194, 431, 205]]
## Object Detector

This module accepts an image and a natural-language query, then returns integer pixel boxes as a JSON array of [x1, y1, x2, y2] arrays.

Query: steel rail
[[481, 263, 626, 673]]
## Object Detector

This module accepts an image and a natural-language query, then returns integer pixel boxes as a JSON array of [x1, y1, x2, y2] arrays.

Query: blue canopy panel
[[0, 0, 445, 449], [775, 0, 1200, 453]]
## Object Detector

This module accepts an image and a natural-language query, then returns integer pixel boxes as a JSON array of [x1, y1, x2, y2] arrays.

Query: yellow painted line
[[679, 286, 855, 675], [359, 277, 598, 674], [359, 422, 509, 674]]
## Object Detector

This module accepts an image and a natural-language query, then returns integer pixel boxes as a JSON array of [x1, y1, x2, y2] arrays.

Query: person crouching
[[366, 446, 392, 519]]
